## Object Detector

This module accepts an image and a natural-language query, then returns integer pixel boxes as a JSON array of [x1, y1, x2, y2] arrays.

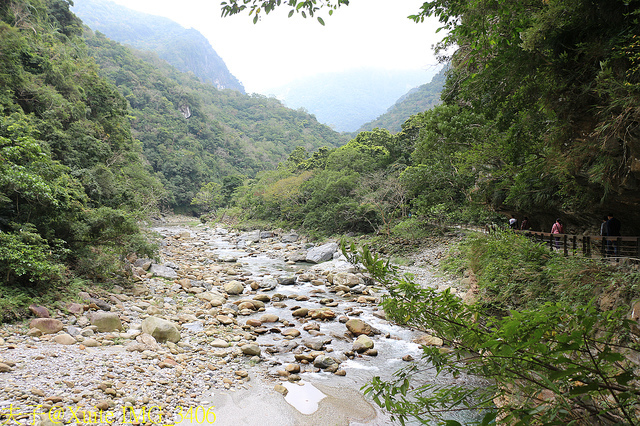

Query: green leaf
[[317, 16, 325, 26]]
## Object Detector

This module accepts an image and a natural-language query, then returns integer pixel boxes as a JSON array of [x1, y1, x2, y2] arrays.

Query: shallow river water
[[153, 224, 481, 426]]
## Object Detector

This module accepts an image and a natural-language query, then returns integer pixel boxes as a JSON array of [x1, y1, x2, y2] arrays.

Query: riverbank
[[0, 218, 472, 426]]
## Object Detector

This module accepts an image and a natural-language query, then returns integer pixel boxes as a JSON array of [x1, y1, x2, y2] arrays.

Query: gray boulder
[[149, 264, 178, 279], [90, 312, 123, 332], [281, 233, 299, 243], [306, 242, 339, 263], [141, 316, 181, 343]]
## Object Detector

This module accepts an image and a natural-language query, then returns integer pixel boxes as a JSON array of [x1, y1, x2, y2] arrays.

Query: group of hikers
[[507, 213, 623, 256]]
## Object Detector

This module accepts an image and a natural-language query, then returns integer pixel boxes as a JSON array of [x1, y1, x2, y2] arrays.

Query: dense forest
[[83, 29, 346, 209], [220, 0, 640, 235], [0, 0, 344, 319]]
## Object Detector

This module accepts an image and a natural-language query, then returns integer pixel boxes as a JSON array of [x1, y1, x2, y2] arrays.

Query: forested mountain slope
[[0, 0, 160, 318], [359, 67, 446, 133], [83, 29, 347, 210], [72, 0, 245, 93]]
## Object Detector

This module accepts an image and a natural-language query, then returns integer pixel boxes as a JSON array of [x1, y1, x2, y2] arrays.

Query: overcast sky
[[107, 0, 444, 93]]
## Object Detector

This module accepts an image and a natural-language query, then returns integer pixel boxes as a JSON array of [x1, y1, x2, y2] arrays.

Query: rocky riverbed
[[0, 219, 474, 426]]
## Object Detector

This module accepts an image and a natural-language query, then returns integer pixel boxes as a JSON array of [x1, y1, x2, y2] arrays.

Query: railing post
[[617, 237, 622, 258]]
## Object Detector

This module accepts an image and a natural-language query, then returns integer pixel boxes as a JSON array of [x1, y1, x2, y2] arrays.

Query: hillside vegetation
[[83, 29, 347, 210], [222, 0, 640, 235], [359, 66, 446, 134], [0, 0, 160, 320], [0, 0, 346, 320]]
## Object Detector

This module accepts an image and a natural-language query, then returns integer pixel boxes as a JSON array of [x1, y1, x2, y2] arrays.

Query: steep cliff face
[[72, 0, 245, 93]]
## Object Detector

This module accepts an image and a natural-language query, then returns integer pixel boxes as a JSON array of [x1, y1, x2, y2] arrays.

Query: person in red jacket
[[551, 218, 563, 249]]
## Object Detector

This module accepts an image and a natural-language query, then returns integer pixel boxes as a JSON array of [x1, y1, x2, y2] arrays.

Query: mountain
[[266, 68, 437, 132], [72, 0, 245, 93], [82, 29, 347, 210], [359, 66, 447, 133]]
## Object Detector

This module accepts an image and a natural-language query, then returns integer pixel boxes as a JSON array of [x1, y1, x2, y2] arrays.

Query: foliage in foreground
[[342, 236, 640, 425]]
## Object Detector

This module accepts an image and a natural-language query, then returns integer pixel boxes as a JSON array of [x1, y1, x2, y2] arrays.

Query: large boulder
[[306, 242, 339, 263], [149, 264, 178, 279], [90, 312, 123, 332], [281, 233, 299, 243], [141, 317, 181, 343], [29, 318, 63, 334], [345, 318, 373, 336], [332, 272, 361, 287]]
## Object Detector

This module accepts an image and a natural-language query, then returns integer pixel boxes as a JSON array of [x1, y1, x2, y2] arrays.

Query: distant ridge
[[359, 66, 447, 133], [266, 68, 436, 132], [72, 0, 245, 93]]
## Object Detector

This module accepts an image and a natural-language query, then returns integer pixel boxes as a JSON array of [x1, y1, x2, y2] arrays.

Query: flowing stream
[[152, 223, 482, 425]]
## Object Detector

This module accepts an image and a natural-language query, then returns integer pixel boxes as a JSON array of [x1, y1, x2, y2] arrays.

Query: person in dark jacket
[[606, 214, 621, 255]]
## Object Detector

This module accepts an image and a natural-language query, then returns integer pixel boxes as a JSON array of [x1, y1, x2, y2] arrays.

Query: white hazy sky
[[107, 0, 444, 93]]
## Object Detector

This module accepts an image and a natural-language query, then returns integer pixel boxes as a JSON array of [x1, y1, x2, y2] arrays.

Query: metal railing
[[515, 230, 640, 261]]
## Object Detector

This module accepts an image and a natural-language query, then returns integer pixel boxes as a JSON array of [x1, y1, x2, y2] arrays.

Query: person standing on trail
[[520, 216, 530, 231], [508, 215, 518, 230], [600, 216, 609, 236], [606, 213, 621, 256], [551, 218, 564, 249]]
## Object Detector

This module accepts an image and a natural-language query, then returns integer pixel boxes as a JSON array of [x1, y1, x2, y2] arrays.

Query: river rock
[[53, 334, 76, 345], [413, 334, 443, 347], [306, 242, 339, 263], [282, 328, 301, 338], [281, 233, 299, 243], [27, 328, 42, 337], [276, 276, 297, 285], [83, 338, 100, 347], [149, 264, 178, 279], [66, 302, 85, 315], [29, 318, 63, 334], [210, 339, 230, 348], [241, 230, 261, 243], [90, 312, 123, 332], [353, 335, 374, 353], [303, 336, 332, 350], [309, 308, 336, 321], [346, 318, 373, 336], [258, 278, 277, 290], [260, 314, 279, 323], [133, 258, 153, 270], [292, 308, 308, 317], [141, 317, 181, 343], [274, 384, 288, 396], [88, 297, 112, 311], [332, 272, 361, 287], [313, 355, 337, 369], [224, 280, 245, 295], [241, 344, 261, 356], [28, 305, 50, 318]]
